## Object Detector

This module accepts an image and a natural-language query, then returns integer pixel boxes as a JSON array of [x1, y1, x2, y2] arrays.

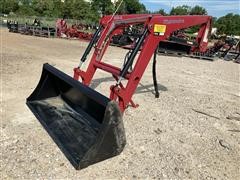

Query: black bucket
[[26, 63, 126, 170]]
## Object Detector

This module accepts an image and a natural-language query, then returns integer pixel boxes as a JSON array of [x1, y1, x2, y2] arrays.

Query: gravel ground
[[1, 28, 240, 179]]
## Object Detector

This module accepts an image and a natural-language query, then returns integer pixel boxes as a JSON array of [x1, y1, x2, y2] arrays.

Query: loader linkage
[[74, 14, 212, 112]]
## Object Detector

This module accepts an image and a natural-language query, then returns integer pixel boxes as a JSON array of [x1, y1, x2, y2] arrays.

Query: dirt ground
[[1, 28, 240, 179]]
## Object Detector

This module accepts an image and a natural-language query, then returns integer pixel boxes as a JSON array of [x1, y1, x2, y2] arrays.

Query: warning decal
[[154, 24, 166, 36]]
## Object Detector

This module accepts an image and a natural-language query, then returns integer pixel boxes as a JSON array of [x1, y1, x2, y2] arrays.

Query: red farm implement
[[27, 14, 212, 170], [56, 21, 94, 41]]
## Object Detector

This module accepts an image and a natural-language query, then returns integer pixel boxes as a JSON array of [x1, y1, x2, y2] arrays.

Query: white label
[[203, 28, 209, 43]]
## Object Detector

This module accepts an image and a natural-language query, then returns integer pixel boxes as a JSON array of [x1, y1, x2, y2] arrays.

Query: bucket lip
[[27, 63, 110, 107]]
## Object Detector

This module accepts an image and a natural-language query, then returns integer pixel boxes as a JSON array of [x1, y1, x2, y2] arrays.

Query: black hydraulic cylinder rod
[[79, 27, 102, 67], [152, 47, 159, 98], [119, 28, 148, 79]]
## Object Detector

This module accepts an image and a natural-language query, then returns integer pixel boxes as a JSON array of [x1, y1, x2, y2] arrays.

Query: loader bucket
[[26, 63, 126, 170]]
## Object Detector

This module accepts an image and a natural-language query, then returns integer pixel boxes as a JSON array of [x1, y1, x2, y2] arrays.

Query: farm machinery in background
[[217, 37, 240, 62], [111, 20, 239, 61], [7, 20, 56, 38], [6, 17, 239, 62], [111, 25, 143, 47], [56, 18, 95, 41], [7, 18, 95, 41], [110, 21, 213, 60], [27, 14, 214, 170]]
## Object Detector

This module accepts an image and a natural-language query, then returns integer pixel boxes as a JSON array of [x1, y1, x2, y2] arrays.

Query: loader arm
[[192, 17, 212, 52], [74, 14, 212, 112]]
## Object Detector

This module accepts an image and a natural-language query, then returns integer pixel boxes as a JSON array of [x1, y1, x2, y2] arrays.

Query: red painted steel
[[74, 14, 212, 112]]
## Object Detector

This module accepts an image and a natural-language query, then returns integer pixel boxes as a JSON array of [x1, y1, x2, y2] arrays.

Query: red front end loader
[[26, 14, 212, 170]]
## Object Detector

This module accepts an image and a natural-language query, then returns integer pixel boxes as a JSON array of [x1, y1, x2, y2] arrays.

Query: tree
[[61, 0, 98, 23], [0, 0, 19, 14], [155, 9, 167, 15], [212, 17, 217, 25], [215, 13, 240, 35], [31, 0, 47, 15], [32, 0, 63, 17], [190, 5, 207, 15], [170, 5, 191, 15], [16, 0, 34, 15], [116, 0, 147, 14], [46, 0, 64, 17], [91, 0, 114, 16]]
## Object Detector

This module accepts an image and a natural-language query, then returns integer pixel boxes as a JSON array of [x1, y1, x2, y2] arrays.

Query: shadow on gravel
[[137, 83, 168, 95], [90, 77, 168, 96]]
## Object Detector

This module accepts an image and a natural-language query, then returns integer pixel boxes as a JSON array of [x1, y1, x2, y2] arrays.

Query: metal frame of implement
[[74, 14, 212, 112]]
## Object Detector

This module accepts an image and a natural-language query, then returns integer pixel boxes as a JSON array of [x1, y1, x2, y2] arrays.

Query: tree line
[[0, 1, 239, 35], [0, 0, 147, 21]]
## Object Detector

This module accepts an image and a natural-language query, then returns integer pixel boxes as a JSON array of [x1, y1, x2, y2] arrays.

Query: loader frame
[[74, 14, 212, 112]]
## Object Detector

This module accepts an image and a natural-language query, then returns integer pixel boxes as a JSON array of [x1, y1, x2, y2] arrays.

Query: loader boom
[[74, 14, 212, 112]]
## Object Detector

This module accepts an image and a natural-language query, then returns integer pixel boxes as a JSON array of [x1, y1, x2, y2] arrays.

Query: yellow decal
[[154, 24, 166, 35]]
